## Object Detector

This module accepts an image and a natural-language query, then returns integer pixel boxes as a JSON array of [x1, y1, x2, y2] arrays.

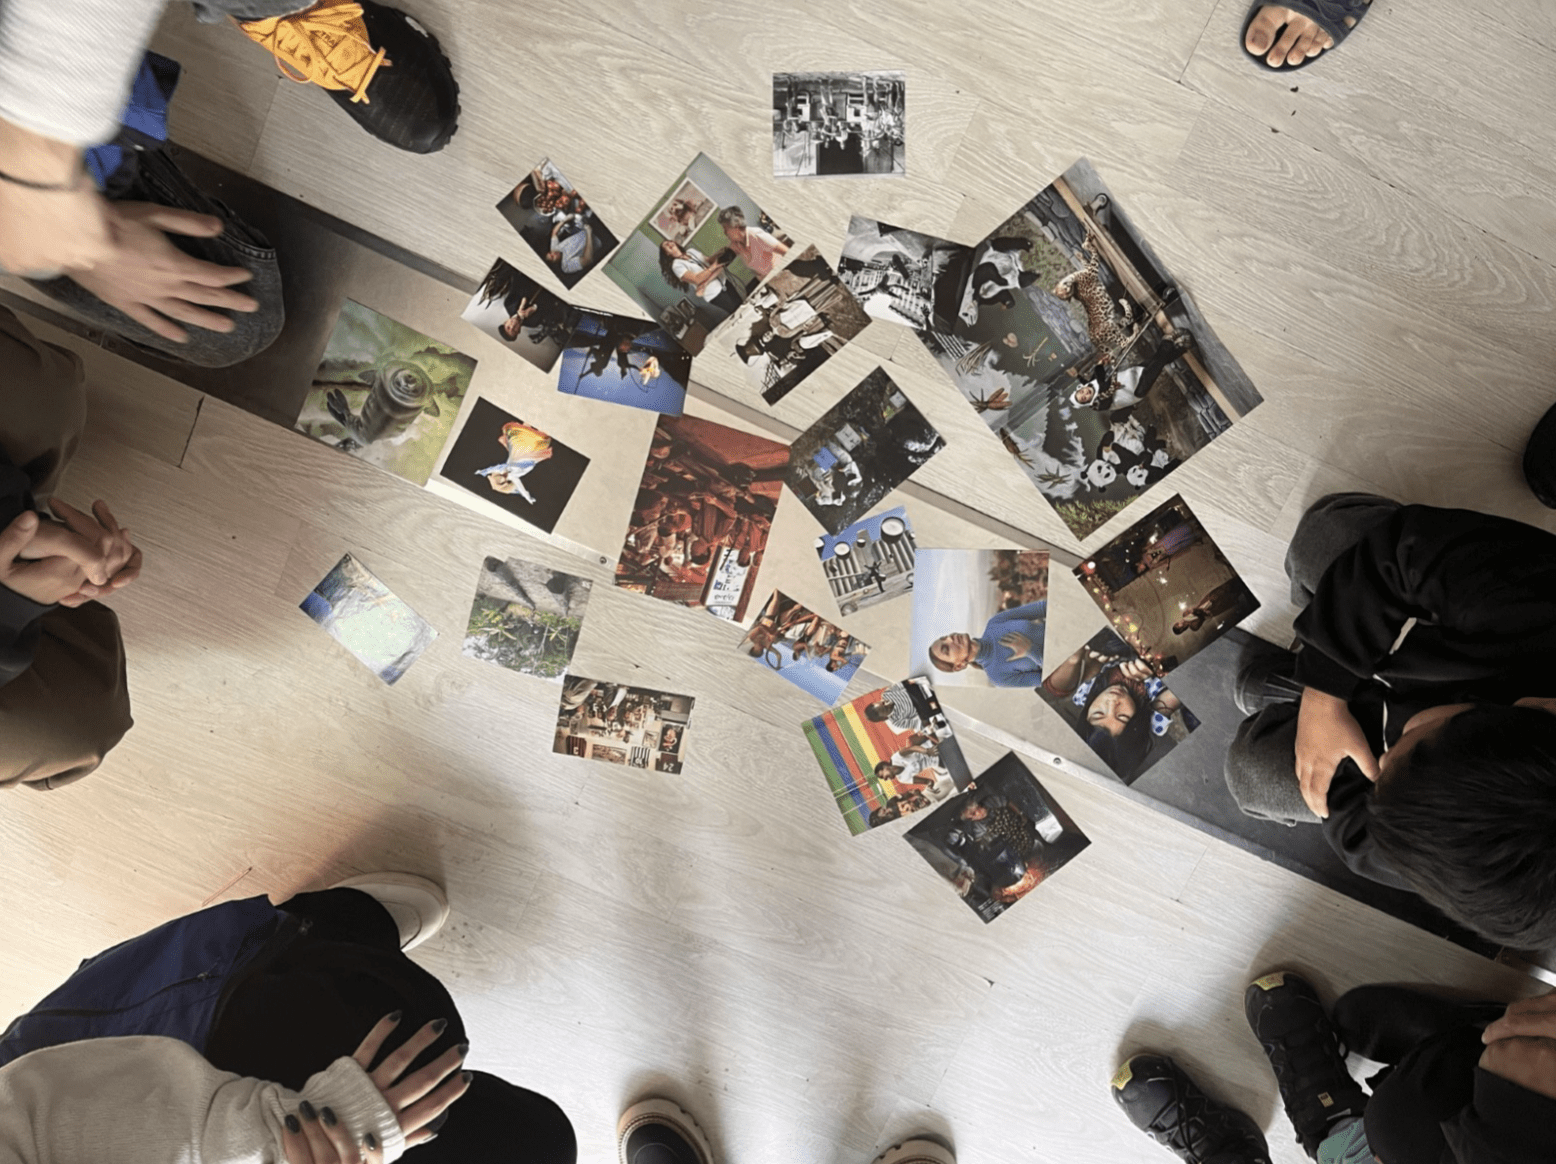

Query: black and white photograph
[[462, 257, 581, 373], [904, 752, 1089, 923], [721, 245, 872, 405], [495, 158, 620, 288], [814, 505, 916, 615], [784, 368, 944, 535], [772, 71, 905, 178], [837, 216, 972, 331], [919, 158, 1264, 541]]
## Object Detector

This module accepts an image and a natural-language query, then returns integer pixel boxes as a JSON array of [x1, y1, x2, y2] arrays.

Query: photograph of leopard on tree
[[919, 158, 1262, 543]]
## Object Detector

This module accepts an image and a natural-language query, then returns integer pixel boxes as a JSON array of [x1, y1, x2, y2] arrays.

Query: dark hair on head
[[864, 700, 891, 723], [874, 760, 895, 779], [1081, 664, 1154, 780], [1372, 704, 1556, 947], [658, 242, 689, 291], [868, 801, 902, 827]]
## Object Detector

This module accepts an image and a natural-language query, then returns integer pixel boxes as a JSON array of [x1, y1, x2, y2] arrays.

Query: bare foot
[[1245, 3, 1370, 67]]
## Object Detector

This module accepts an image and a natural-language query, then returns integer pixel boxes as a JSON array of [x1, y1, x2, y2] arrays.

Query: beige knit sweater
[[0, 1036, 405, 1164]]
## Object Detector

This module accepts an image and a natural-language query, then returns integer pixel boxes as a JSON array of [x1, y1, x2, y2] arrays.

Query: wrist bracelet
[[0, 165, 80, 192]]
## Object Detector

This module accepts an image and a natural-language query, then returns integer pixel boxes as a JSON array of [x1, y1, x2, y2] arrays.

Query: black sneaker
[[1111, 1053, 1272, 1163], [1524, 399, 1556, 508], [617, 1098, 713, 1164], [238, 0, 460, 153], [1244, 972, 1368, 1156]]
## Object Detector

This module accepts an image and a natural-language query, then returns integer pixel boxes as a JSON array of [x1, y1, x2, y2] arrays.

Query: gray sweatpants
[[1223, 493, 1402, 825]]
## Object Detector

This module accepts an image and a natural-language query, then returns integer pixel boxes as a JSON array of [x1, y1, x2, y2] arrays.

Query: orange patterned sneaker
[[237, 0, 459, 153]]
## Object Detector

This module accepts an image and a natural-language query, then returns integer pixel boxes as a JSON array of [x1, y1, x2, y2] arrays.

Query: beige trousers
[[0, 306, 132, 790]]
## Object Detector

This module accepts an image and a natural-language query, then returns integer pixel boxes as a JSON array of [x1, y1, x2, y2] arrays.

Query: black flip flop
[[1241, 0, 1372, 70]]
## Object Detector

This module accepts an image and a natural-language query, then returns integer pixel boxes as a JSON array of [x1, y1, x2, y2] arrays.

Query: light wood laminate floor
[[3, 2, 1555, 1161]]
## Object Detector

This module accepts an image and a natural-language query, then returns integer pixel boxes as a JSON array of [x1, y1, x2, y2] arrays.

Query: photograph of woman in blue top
[[926, 599, 1047, 687]]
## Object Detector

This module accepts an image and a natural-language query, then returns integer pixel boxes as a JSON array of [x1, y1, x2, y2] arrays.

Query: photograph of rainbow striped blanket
[[802, 677, 973, 835]]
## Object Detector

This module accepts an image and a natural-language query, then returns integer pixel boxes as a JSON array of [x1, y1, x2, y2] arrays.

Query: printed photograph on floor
[[772, 71, 905, 178], [299, 553, 437, 686], [904, 751, 1089, 923], [437, 397, 589, 534], [603, 153, 792, 354], [784, 367, 944, 535], [1073, 494, 1259, 675], [294, 299, 477, 487], [461, 556, 592, 682], [836, 216, 972, 331], [614, 413, 788, 622], [737, 590, 870, 704], [802, 676, 972, 836], [552, 675, 694, 773], [909, 548, 1049, 688], [815, 505, 916, 616], [1036, 627, 1199, 785], [719, 244, 871, 405], [495, 158, 620, 288], [461, 258, 581, 373], [918, 158, 1264, 541], [555, 309, 691, 416]]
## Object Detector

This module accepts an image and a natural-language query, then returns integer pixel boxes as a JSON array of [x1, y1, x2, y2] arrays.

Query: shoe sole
[[332, 871, 450, 950], [617, 1097, 713, 1164], [872, 1139, 956, 1164]]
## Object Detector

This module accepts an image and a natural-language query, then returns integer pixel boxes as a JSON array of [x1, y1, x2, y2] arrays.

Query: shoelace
[[1149, 1086, 1255, 1163], [238, 0, 390, 104]]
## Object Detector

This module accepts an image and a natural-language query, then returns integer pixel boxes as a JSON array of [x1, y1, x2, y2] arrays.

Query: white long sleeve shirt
[[0, 0, 168, 145], [0, 1036, 405, 1164]]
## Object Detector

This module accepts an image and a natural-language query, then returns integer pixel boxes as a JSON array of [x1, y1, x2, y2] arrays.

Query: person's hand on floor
[[0, 509, 109, 605], [0, 120, 112, 275], [49, 500, 141, 605], [1479, 993, 1556, 1100], [68, 202, 259, 343], [1294, 686, 1380, 818]]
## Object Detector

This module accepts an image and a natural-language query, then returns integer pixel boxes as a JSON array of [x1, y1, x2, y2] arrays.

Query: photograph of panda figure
[[904, 752, 1089, 923], [920, 158, 1262, 542], [1036, 627, 1199, 785]]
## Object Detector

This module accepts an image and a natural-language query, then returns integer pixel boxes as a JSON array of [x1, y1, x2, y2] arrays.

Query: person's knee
[[1224, 709, 1310, 825]]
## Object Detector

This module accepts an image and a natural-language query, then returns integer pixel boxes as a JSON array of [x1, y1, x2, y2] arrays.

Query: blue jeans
[[28, 142, 285, 368]]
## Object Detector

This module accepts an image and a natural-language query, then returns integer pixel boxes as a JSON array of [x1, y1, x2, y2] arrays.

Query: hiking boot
[[1244, 972, 1368, 1155], [1111, 1054, 1272, 1163], [1331, 985, 1507, 1065], [238, 0, 459, 153], [617, 1098, 713, 1164]]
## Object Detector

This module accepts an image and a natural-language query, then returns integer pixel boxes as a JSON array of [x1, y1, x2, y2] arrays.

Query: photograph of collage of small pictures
[[287, 70, 1266, 922]]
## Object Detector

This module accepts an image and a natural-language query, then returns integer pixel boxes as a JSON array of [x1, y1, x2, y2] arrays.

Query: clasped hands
[[0, 499, 141, 607]]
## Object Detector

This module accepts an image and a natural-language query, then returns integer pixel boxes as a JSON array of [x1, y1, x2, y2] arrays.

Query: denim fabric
[[190, 0, 313, 23], [27, 144, 284, 368]]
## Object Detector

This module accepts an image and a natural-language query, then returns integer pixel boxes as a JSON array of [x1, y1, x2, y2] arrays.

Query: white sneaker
[[873, 1139, 956, 1164], [330, 872, 449, 951]]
